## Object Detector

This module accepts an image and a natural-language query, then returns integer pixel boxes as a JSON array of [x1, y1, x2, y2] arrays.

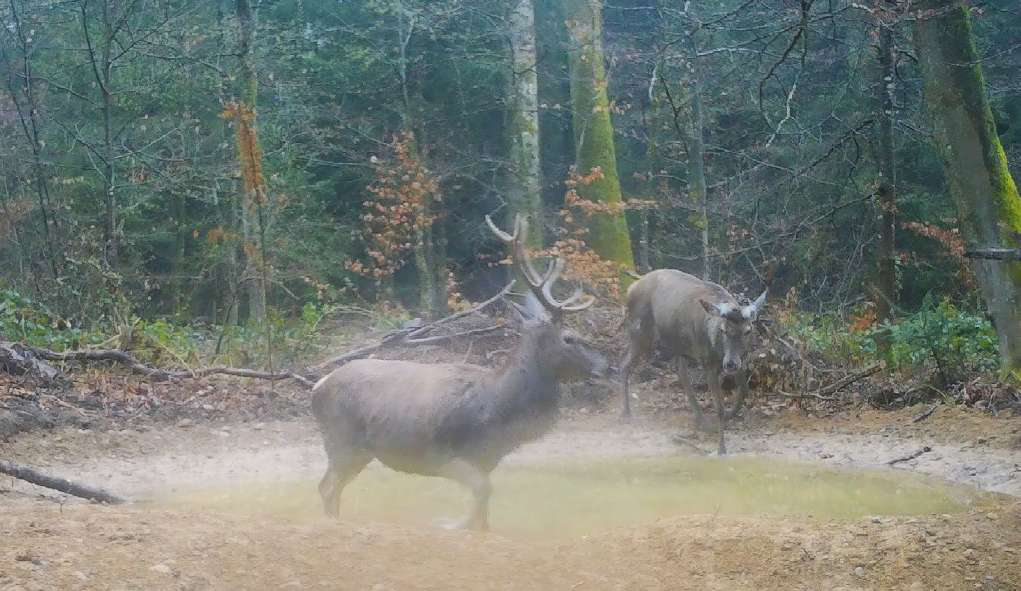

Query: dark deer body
[[621, 269, 765, 454], [312, 215, 606, 530]]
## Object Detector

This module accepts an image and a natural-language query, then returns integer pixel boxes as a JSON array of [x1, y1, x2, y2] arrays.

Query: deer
[[620, 269, 766, 455], [311, 214, 608, 531]]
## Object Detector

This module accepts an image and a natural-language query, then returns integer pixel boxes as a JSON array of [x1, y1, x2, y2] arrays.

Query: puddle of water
[[158, 456, 991, 539]]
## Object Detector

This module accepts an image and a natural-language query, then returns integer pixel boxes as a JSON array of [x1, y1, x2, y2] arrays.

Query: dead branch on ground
[[1, 283, 514, 390], [0, 459, 125, 504], [776, 362, 882, 401], [886, 446, 932, 466], [4, 343, 315, 388], [307, 282, 513, 374], [815, 362, 882, 397], [912, 403, 939, 423]]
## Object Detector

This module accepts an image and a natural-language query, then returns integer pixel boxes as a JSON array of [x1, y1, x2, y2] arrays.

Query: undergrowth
[[781, 292, 999, 386], [0, 288, 403, 370]]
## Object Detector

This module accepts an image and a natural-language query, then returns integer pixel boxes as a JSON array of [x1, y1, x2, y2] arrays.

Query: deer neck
[[494, 331, 560, 407]]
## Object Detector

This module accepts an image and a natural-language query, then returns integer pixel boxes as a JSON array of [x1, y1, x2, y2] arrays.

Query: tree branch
[[0, 459, 125, 504], [964, 248, 1021, 261]]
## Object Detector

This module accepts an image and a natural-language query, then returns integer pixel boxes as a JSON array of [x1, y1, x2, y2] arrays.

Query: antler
[[485, 214, 595, 319]]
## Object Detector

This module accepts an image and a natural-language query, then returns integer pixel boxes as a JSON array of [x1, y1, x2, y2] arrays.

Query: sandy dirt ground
[[2, 404, 1021, 590]]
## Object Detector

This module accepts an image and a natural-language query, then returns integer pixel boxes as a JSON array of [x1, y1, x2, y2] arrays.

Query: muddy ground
[[3, 390, 1021, 591]]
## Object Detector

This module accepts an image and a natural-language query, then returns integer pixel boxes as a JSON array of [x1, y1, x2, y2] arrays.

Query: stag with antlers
[[311, 214, 607, 530]]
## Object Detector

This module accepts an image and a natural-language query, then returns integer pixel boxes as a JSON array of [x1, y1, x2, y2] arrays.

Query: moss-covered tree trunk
[[913, 0, 1021, 373], [561, 0, 635, 270], [235, 0, 267, 325], [508, 0, 543, 248]]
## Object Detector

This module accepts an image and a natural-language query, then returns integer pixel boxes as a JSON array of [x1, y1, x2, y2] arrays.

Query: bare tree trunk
[[913, 0, 1021, 374], [100, 7, 116, 268], [681, 5, 710, 281], [235, 0, 267, 324], [508, 0, 543, 243], [394, 0, 444, 317], [79, 0, 119, 266], [216, 0, 239, 327], [874, 0, 898, 354]]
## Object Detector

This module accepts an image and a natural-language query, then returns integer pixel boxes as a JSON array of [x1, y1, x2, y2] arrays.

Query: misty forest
[[2, 1, 1021, 589]]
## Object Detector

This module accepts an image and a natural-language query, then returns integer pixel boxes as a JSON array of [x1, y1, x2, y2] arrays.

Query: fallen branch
[[404, 323, 506, 345], [0, 343, 61, 380], [775, 390, 835, 401], [409, 282, 513, 335], [308, 282, 513, 374], [14, 344, 315, 388], [306, 341, 388, 374], [775, 362, 883, 402], [815, 362, 882, 398], [964, 248, 1021, 261], [887, 446, 932, 466], [912, 403, 939, 423], [1, 284, 515, 389], [0, 459, 125, 504]]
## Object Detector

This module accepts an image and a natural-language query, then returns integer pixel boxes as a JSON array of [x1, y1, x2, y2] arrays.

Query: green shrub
[[0, 288, 106, 349], [781, 294, 998, 384], [879, 294, 998, 382], [784, 310, 873, 365]]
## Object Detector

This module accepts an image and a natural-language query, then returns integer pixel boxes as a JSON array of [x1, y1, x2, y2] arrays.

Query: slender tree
[[234, 0, 268, 324], [681, 3, 709, 280], [507, 0, 543, 247], [913, 0, 1021, 373], [873, 0, 898, 353]]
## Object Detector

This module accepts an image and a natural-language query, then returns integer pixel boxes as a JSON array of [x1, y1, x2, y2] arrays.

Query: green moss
[[914, 0, 1021, 370], [562, 0, 635, 270]]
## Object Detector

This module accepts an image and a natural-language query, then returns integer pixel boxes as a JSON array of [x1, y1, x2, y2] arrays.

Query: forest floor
[[3, 374, 1021, 591]]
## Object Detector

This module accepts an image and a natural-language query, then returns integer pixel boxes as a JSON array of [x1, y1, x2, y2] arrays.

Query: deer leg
[[676, 357, 706, 429], [318, 452, 370, 519], [707, 370, 727, 455], [726, 369, 749, 421], [437, 459, 493, 531], [621, 346, 637, 420], [621, 316, 651, 420]]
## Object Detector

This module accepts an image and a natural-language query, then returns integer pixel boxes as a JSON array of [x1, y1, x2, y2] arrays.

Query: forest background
[[1, 0, 1019, 388]]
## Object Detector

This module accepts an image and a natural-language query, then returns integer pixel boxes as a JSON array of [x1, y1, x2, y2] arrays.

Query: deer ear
[[699, 299, 720, 317]]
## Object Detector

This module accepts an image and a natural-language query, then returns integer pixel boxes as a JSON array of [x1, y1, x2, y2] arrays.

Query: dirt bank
[[3, 406, 1020, 590]]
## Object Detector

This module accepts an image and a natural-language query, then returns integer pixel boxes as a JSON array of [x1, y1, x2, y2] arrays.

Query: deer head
[[699, 290, 767, 376], [486, 214, 608, 380]]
